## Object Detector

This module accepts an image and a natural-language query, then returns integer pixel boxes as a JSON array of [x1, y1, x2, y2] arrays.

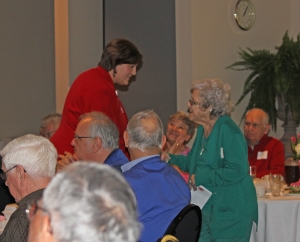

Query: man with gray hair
[[56, 111, 128, 172], [121, 110, 190, 242], [27, 162, 140, 242], [39, 113, 62, 139], [0, 134, 57, 242]]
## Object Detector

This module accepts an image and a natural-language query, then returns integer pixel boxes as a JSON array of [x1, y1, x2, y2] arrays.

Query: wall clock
[[234, 0, 255, 30]]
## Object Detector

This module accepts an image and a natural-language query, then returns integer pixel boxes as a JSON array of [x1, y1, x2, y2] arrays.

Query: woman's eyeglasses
[[189, 99, 199, 106]]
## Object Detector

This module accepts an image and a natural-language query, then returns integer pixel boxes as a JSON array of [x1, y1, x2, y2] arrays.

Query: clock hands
[[243, 6, 249, 16]]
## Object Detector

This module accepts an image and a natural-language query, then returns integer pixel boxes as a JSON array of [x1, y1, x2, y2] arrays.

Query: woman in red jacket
[[51, 38, 142, 158]]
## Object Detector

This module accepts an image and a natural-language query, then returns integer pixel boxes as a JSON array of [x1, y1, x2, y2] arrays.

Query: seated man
[[40, 113, 62, 139], [0, 156, 15, 214], [27, 162, 140, 242], [244, 108, 285, 178], [0, 134, 56, 242], [56, 111, 128, 172], [121, 110, 190, 242]]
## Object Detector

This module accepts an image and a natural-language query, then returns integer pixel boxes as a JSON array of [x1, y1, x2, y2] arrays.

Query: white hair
[[191, 78, 234, 117], [127, 110, 163, 152], [43, 162, 140, 242], [0, 134, 57, 178]]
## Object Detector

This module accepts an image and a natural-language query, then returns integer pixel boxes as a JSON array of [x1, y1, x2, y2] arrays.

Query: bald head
[[244, 108, 270, 147]]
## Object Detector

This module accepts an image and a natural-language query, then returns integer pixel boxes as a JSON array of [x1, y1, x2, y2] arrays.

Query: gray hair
[[41, 113, 62, 128], [191, 78, 234, 117], [168, 111, 196, 142], [80, 112, 119, 150], [43, 162, 140, 242], [127, 110, 163, 152], [0, 134, 57, 178]]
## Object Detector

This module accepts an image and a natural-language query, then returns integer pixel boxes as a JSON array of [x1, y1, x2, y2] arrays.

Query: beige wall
[[176, 0, 300, 140]]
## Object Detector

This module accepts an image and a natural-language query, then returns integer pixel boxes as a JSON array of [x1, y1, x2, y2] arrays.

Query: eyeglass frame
[[26, 199, 49, 221], [0, 165, 17, 181], [40, 130, 57, 139], [244, 122, 265, 129], [189, 99, 199, 106], [74, 134, 93, 141]]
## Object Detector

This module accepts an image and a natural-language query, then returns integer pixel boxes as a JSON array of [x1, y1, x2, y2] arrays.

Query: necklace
[[200, 117, 219, 155], [200, 135, 206, 155]]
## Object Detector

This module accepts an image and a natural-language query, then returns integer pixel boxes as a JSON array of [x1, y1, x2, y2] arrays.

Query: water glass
[[270, 174, 282, 196], [249, 166, 256, 180]]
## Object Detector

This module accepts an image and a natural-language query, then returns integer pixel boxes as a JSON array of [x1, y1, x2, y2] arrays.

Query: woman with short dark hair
[[51, 38, 142, 157]]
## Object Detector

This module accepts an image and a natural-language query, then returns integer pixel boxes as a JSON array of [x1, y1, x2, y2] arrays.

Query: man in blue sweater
[[121, 110, 190, 242]]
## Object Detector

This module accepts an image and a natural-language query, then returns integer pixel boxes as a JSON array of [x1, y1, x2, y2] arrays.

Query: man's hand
[[56, 152, 79, 173]]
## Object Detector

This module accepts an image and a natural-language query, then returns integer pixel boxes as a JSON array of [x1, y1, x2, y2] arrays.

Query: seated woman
[[163, 111, 195, 182]]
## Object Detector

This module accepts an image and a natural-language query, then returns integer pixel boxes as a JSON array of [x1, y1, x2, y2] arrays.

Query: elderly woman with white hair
[[0, 134, 57, 242], [165, 78, 258, 241]]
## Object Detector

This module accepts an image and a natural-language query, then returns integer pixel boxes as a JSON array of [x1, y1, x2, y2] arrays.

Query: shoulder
[[263, 135, 284, 148]]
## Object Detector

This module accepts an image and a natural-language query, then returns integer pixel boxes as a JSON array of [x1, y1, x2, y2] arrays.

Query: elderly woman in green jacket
[[166, 78, 258, 242]]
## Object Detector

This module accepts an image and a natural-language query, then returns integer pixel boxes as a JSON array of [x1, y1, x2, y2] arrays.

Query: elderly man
[[56, 111, 128, 172], [121, 110, 190, 242], [39, 113, 62, 139], [0, 134, 56, 242], [27, 162, 140, 242], [244, 108, 285, 178]]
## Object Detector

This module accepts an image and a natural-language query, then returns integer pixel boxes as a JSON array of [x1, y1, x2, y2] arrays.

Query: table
[[250, 195, 300, 242]]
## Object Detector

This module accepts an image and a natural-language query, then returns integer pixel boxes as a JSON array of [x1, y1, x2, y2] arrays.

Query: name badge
[[220, 147, 224, 159], [257, 151, 268, 160]]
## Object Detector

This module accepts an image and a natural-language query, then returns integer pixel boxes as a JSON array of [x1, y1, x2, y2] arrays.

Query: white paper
[[190, 185, 212, 209]]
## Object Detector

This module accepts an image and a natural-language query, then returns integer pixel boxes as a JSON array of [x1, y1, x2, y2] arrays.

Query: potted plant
[[227, 31, 300, 131]]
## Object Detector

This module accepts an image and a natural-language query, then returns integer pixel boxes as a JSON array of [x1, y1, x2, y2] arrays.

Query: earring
[[113, 71, 117, 77]]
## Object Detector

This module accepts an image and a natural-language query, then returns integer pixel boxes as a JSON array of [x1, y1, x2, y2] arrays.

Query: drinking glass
[[249, 166, 256, 180], [270, 174, 282, 196], [284, 158, 300, 186]]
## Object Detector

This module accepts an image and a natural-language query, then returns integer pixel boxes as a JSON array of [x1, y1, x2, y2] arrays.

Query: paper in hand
[[190, 185, 212, 209]]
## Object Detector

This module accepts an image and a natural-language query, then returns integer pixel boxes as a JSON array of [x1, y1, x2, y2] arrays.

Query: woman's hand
[[161, 151, 171, 162], [169, 136, 187, 154], [56, 152, 79, 173]]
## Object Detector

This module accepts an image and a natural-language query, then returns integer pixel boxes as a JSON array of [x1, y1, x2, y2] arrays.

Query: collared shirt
[[104, 149, 129, 172], [121, 154, 158, 172], [122, 155, 190, 242], [248, 134, 285, 178], [0, 189, 44, 242]]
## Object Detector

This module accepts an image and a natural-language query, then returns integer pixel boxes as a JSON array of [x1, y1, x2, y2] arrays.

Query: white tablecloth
[[250, 195, 300, 242]]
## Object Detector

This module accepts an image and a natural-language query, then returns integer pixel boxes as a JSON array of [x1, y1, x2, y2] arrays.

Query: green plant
[[227, 31, 300, 131]]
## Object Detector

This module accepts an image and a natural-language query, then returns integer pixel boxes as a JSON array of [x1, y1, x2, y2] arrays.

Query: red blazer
[[50, 66, 128, 157]]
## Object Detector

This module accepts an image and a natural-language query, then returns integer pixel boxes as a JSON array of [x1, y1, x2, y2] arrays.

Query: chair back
[[161, 204, 201, 242]]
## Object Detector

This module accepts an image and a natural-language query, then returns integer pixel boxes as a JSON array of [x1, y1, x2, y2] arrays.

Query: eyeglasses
[[189, 99, 199, 106], [74, 134, 92, 141], [40, 130, 57, 139], [244, 122, 263, 129], [26, 199, 48, 221], [0, 166, 17, 181]]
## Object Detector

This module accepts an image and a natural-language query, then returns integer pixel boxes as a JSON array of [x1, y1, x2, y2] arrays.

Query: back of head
[[127, 110, 163, 152], [80, 111, 119, 150], [43, 162, 140, 242], [99, 38, 142, 72], [0, 134, 57, 178]]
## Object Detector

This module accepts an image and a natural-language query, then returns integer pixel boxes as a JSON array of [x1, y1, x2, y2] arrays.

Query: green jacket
[[169, 115, 258, 240]]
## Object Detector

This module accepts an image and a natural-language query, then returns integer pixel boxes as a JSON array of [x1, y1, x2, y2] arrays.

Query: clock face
[[234, 0, 255, 30]]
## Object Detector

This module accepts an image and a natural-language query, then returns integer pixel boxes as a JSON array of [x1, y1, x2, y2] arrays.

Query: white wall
[[176, 0, 300, 140]]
